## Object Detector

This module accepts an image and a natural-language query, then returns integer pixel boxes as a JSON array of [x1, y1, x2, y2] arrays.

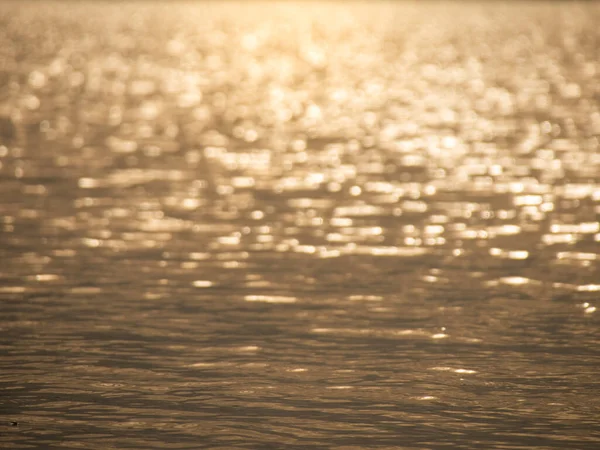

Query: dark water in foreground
[[1, 1, 600, 448]]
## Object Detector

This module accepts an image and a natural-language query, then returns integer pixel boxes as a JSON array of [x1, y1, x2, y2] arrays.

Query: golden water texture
[[1, 1, 600, 448]]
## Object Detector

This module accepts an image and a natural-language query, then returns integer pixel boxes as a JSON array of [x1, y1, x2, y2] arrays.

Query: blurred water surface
[[1, 1, 600, 448]]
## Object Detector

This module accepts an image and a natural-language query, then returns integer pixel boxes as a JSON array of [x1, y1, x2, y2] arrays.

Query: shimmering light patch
[[237, 346, 261, 352], [277, 175, 322, 191], [488, 224, 521, 235], [540, 202, 554, 212], [311, 328, 333, 333], [130, 79, 156, 97], [557, 252, 597, 261], [582, 303, 596, 314], [188, 362, 220, 368], [216, 251, 249, 261], [559, 183, 596, 199], [232, 176, 255, 188], [83, 238, 102, 247], [327, 386, 353, 390], [424, 237, 446, 246], [333, 205, 385, 217], [244, 295, 297, 304], [455, 368, 477, 374], [0, 286, 26, 293], [217, 235, 241, 246], [431, 367, 477, 374], [342, 226, 383, 237], [432, 333, 448, 339], [347, 245, 428, 257], [189, 252, 210, 261], [52, 249, 76, 258], [326, 233, 353, 243], [423, 185, 437, 196], [107, 169, 185, 187], [456, 229, 489, 239], [403, 200, 428, 213], [552, 282, 579, 290], [496, 276, 537, 286], [29, 70, 47, 88], [250, 210, 264, 220], [78, 177, 100, 189], [542, 233, 577, 245], [416, 396, 437, 401], [34, 274, 61, 282], [287, 368, 307, 373], [245, 278, 271, 288], [551, 222, 599, 234], [222, 261, 246, 269], [424, 225, 444, 235], [328, 182, 342, 192], [370, 307, 391, 313], [106, 136, 138, 153], [577, 284, 600, 292], [348, 295, 383, 302], [123, 232, 170, 243], [20, 209, 40, 218], [318, 248, 341, 258], [349, 185, 362, 196], [294, 245, 317, 254], [489, 248, 529, 260], [330, 217, 353, 227], [138, 218, 188, 232], [422, 275, 440, 283], [514, 195, 543, 206], [391, 329, 417, 336], [364, 181, 396, 193], [23, 184, 48, 195], [496, 210, 517, 220], [20, 253, 51, 264], [181, 198, 200, 210], [192, 280, 213, 288], [22, 94, 40, 110], [105, 207, 131, 218]]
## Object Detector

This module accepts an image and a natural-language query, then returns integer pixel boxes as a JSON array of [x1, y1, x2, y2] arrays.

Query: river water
[[1, 1, 599, 448]]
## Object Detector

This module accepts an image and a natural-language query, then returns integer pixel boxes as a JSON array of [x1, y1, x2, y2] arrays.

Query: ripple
[[2, 1, 600, 449]]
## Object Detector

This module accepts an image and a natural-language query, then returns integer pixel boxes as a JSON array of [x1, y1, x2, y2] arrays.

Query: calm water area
[[1, 1, 599, 448]]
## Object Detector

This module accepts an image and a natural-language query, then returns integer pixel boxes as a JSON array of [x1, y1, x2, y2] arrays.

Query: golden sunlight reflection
[[2, 2, 600, 447], [244, 295, 297, 304]]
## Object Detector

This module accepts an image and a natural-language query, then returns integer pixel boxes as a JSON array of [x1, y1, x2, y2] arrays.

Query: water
[[1, 1, 599, 448]]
